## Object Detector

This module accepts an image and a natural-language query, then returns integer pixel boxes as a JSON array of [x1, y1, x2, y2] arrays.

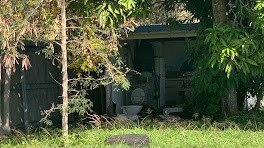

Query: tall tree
[[0, 1, 151, 141], [211, 0, 238, 115], [2, 0, 151, 139], [60, 0, 68, 141]]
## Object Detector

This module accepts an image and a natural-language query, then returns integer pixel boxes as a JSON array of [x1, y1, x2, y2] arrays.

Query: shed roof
[[127, 23, 199, 40], [134, 23, 199, 33]]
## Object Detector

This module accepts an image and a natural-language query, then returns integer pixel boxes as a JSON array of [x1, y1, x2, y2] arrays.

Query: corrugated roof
[[134, 23, 199, 33]]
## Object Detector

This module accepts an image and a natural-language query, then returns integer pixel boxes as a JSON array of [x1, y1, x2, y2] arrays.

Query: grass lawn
[[1, 118, 264, 148]]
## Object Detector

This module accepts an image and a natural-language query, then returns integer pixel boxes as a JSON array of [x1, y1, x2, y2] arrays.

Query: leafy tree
[[0, 0, 44, 134], [163, 0, 264, 116], [1, 0, 151, 143], [210, 0, 238, 115], [205, 0, 264, 114]]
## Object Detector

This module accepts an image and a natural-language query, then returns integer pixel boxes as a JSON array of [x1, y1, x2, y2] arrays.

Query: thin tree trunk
[[0, 56, 2, 127], [60, 0, 69, 142], [227, 86, 238, 114], [2, 67, 11, 133], [212, 0, 238, 115]]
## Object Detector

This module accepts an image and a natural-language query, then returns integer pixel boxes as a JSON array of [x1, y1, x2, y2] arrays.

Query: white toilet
[[122, 88, 145, 120]]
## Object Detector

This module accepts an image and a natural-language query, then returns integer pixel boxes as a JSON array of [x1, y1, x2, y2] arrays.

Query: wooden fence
[[1, 46, 61, 128]]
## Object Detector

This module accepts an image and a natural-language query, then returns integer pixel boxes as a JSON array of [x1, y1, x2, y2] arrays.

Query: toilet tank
[[126, 72, 155, 107]]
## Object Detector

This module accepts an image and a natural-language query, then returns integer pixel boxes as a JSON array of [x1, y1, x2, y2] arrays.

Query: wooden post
[[153, 42, 165, 108], [21, 67, 29, 133]]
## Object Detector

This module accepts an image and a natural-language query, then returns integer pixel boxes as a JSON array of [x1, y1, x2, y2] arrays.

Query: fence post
[[21, 67, 29, 133]]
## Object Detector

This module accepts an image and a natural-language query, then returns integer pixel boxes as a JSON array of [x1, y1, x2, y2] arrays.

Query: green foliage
[[253, 1, 264, 31], [181, 0, 264, 116], [0, 0, 150, 126], [68, 90, 93, 115], [186, 35, 225, 116], [204, 23, 263, 78], [162, 0, 213, 24], [69, 0, 151, 29], [65, 0, 152, 92], [96, 0, 151, 28], [40, 0, 151, 124]]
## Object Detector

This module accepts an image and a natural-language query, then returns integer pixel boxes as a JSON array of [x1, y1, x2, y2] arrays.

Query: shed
[[106, 23, 198, 116]]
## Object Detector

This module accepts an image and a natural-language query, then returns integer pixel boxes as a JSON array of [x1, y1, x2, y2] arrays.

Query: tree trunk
[[0, 56, 2, 127], [211, 0, 228, 23], [227, 86, 238, 114], [211, 0, 238, 115], [60, 0, 69, 143], [221, 95, 227, 115], [2, 67, 11, 133]]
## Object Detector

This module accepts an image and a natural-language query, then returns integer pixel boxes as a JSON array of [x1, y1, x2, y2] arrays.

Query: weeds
[[1, 112, 264, 147]]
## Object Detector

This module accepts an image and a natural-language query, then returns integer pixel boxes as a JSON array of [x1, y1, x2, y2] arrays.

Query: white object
[[122, 105, 143, 116], [121, 105, 142, 121], [131, 88, 145, 104], [121, 88, 146, 120], [243, 91, 257, 111], [105, 84, 124, 115]]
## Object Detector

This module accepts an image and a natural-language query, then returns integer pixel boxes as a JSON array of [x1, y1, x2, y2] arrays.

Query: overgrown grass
[[1, 112, 264, 148]]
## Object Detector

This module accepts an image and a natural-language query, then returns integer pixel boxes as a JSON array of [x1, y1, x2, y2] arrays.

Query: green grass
[[1, 118, 264, 148], [1, 128, 264, 148]]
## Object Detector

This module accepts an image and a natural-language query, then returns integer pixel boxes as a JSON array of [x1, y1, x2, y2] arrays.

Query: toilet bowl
[[121, 88, 145, 120], [121, 105, 143, 116]]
